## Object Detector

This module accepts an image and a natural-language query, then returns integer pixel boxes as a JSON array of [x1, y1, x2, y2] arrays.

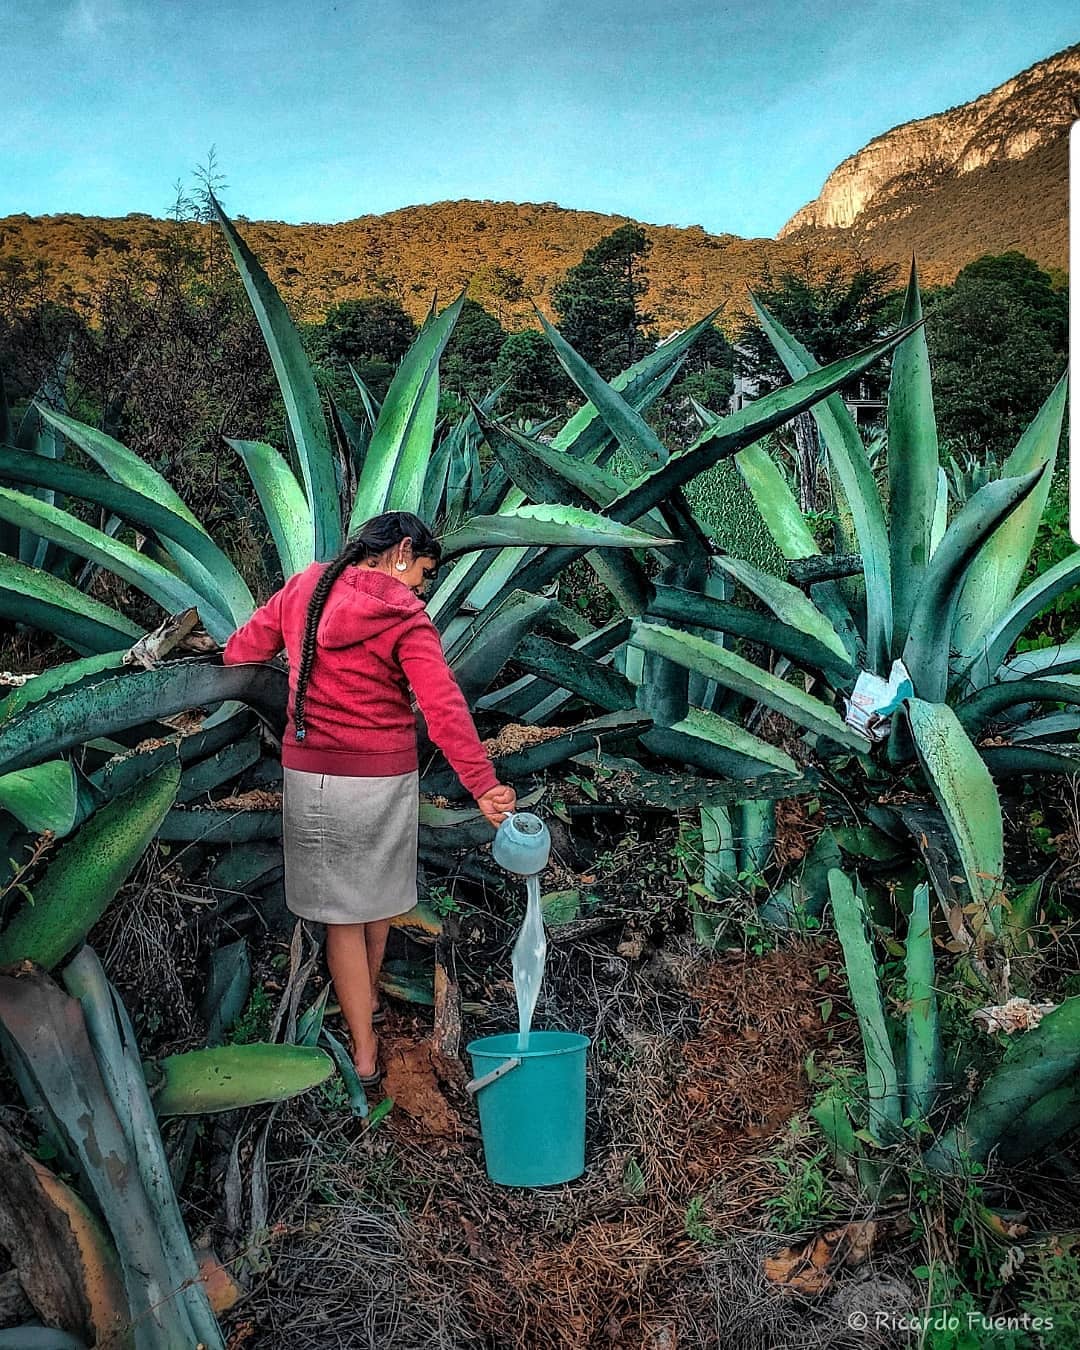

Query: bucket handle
[[465, 1055, 521, 1096]]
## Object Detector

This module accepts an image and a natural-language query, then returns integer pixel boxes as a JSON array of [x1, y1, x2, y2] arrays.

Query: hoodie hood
[[317, 566, 425, 649]]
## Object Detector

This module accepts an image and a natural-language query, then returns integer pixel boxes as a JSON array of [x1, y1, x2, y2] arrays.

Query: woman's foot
[[350, 1035, 380, 1083]]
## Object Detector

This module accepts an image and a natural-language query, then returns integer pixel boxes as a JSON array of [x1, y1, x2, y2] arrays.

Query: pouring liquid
[[511, 874, 547, 1051]]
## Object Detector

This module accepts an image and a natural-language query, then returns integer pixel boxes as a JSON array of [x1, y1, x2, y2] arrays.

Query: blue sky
[[3, 0, 1076, 237]]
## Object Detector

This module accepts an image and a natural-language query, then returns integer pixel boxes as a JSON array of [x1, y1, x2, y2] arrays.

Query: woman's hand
[[476, 783, 516, 828]]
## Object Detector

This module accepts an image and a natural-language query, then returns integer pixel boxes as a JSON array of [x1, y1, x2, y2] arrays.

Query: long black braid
[[292, 511, 441, 741]]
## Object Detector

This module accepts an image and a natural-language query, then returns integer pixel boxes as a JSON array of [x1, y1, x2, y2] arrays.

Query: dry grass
[[224, 935, 871, 1349]]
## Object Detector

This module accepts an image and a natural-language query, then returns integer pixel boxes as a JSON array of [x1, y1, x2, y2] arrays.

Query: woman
[[223, 511, 516, 1086]]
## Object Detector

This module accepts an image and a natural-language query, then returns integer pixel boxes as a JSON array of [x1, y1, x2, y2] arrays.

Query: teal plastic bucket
[[466, 1030, 589, 1187]]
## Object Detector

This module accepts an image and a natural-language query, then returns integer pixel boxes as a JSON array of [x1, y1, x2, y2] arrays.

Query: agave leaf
[[536, 311, 670, 472], [210, 196, 341, 559], [956, 678, 1080, 739], [906, 698, 1003, 923], [319, 1027, 369, 1117], [0, 652, 127, 726], [0, 441, 253, 625], [0, 756, 180, 969], [15, 372, 68, 573], [440, 503, 672, 560], [33, 408, 200, 529], [477, 617, 631, 722], [445, 588, 554, 705], [0, 659, 288, 777], [349, 365, 382, 427], [151, 1042, 333, 1115], [733, 439, 819, 559], [887, 261, 939, 647], [903, 468, 1045, 702], [226, 439, 314, 578], [630, 622, 867, 751], [647, 583, 854, 688], [551, 312, 719, 463], [737, 798, 775, 877], [998, 642, 1080, 681], [701, 803, 737, 896], [979, 746, 1080, 778], [201, 940, 252, 1048], [491, 710, 650, 781], [350, 293, 465, 526], [642, 706, 800, 778], [59, 948, 225, 1349], [828, 869, 902, 1141], [491, 326, 916, 612], [925, 997, 1080, 1171], [904, 882, 940, 1123], [1010, 711, 1080, 743], [207, 842, 284, 894], [714, 555, 850, 663], [0, 1125, 131, 1350], [177, 733, 261, 803], [0, 964, 222, 1348], [952, 374, 1067, 664], [0, 759, 78, 836], [0, 486, 233, 640], [964, 552, 1080, 689], [295, 984, 331, 1046], [157, 808, 282, 844], [0, 554, 140, 655], [750, 296, 896, 669], [994, 1078, 1080, 1166], [486, 630, 634, 714]]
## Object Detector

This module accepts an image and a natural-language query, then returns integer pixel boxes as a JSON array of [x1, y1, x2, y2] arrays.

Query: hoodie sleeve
[[222, 588, 286, 665], [396, 615, 498, 800]]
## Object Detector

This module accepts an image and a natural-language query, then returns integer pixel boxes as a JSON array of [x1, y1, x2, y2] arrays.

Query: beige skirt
[[282, 767, 419, 924]]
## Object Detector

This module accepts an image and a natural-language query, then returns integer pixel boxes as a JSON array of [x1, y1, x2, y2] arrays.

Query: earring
[[395, 561, 408, 572]]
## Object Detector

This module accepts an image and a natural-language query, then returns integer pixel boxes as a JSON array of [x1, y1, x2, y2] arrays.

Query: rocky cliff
[[780, 44, 1079, 236]]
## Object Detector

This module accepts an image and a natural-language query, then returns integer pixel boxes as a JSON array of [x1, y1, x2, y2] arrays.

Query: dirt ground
[[211, 938, 922, 1350]]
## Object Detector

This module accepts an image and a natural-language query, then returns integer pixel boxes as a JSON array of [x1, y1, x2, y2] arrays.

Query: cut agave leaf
[[150, 1042, 334, 1115], [0, 659, 288, 777], [904, 882, 941, 1124]]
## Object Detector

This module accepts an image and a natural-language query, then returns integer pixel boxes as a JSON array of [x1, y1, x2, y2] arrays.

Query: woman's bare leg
[[325, 923, 378, 1077], [364, 918, 392, 1009]]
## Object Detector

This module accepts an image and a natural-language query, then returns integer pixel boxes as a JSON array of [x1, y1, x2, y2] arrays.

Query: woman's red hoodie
[[222, 563, 498, 800]]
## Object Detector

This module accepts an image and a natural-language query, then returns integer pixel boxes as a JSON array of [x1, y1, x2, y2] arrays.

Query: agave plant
[[815, 869, 1080, 1192]]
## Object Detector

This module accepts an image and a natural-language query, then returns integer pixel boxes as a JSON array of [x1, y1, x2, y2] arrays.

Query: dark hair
[[293, 511, 441, 741]]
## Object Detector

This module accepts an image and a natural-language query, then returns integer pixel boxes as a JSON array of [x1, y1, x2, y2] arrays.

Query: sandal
[[357, 1067, 384, 1091], [372, 1003, 387, 1026]]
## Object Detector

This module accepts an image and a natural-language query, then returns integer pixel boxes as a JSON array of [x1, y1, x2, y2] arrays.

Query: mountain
[[780, 44, 1077, 274], [0, 46, 1072, 337]]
